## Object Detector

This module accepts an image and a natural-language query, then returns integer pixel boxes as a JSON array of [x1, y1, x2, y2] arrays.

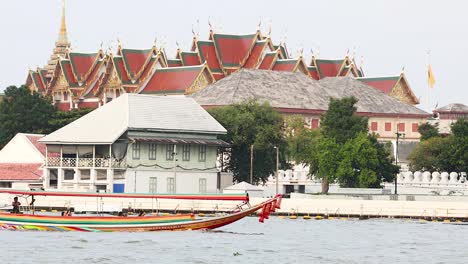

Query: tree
[[418, 122, 439, 140], [47, 108, 93, 133], [408, 119, 467, 173], [286, 115, 320, 174], [290, 96, 397, 193], [0, 85, 55, 147], [320, 97, 368, 144], [209, 100, 288, 183], [336, 133, 397, 188]]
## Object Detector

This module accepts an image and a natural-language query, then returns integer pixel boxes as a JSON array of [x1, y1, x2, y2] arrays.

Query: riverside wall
[[2, 193, 468, 219]]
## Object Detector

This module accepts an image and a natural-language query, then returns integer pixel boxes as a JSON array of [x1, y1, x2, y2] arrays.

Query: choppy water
[[1, 217, 468, 264]]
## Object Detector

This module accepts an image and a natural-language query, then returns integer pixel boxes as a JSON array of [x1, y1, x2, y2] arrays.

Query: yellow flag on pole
[[428, 64, 436, 88]]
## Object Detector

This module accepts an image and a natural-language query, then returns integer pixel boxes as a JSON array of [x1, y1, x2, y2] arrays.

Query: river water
[[1, 217, 467, 264]]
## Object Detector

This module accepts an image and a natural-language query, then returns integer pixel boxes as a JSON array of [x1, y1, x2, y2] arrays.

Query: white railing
[[46, 157, 126, 168]]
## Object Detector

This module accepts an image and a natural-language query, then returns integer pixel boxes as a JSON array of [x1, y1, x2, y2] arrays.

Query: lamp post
[[273, 146, 279, 194], [394, 132, 405, 195], [173, 144, 177, 194], [250, 144, 254, 184]]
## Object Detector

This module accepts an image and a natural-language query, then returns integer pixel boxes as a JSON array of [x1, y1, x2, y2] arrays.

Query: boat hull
[[0, 196, 281, 232]]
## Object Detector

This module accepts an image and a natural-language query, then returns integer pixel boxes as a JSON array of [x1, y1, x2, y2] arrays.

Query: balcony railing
[[46, 157, 126, 168]]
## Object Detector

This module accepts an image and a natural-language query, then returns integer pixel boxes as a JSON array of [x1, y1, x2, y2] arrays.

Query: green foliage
[[287, 97, 397, 193], [0, 85, 94, 148], [0, 85, 55, 147], [47, 108, 93, 133], [208, 100, 288, 183], [336, 133, 397, 188], [320, 97, 368, 144], [409, 119, 467, 172], [418, 122, 439, 140], [286, 115, 320, 174]]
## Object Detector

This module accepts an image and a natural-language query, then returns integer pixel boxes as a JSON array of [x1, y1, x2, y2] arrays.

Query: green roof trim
[[180, 51, 200, 66], [357, 76, 400, 82], [274, 59, 297, 65], [60, 60, 74, 84], [155, 65, 203, 73], [197, 41, 222, 72], [212, 33, 256, 67], [69, 52, 98, 81], [121, 49, 152, 78]]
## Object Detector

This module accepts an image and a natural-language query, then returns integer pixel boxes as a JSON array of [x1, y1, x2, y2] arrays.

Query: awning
[[130, 137, 230, 147]]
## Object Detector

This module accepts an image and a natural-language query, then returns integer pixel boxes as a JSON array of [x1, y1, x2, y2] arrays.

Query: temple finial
[[58, 0, 69, 44]]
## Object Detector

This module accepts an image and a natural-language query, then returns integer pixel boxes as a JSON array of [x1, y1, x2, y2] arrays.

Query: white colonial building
[[0, 133, 45, 189], [39, 94, 230, 193]]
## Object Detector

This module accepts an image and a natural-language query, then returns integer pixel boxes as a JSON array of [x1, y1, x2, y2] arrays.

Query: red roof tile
[[197, 41, 223, 74], [181, 52, 201, 66], [358, 77, 400, 94], [258, 52, 278, 70], [315, 59, 344, 78], [0, 163, 42, 180], [24, 135, 46, 156], [244, 40, 268, 69], [140, 66, 204, 94], [121, 49, 153, 78], [272, 59, 297, 72], [69, 53, 98, 81], [213, 33, 257, 68]]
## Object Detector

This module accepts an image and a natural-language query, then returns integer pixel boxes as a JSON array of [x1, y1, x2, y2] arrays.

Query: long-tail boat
[[0, 189, 281, 232]]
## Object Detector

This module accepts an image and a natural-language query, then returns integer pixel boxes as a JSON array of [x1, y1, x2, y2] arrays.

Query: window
[[311, 119, 319, 129], [167, 177, 175, 193], [385, 122, 392, 132], [132, 142, 140, 160], [166, 144, 175, 160], [63, 92, 68, 101], [148, 143, 157, 160], [371, 122, 378, 131], [412, 123, 419, 132], [398, 123, 405, 132], [64, 169, 75, 180], [149, 177, 157, 193], [182, 145, 191, 161], [199, 178, 207, 193], [198, 145, 207, 162], [0, 182, 12, 188]]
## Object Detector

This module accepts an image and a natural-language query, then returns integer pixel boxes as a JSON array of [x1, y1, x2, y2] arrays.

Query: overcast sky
[[1, 0, 467, 111]]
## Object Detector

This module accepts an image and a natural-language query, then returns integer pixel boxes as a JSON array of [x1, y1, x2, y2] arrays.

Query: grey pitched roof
[[434, 103, 468, 113], [40, 94, 226, 145], [191, 69, 429, 116]]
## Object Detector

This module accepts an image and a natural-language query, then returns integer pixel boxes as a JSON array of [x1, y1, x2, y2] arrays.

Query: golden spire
[[57, 0, 69, 44]]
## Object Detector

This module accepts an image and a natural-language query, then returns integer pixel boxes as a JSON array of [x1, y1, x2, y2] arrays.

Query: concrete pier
[[3, 193, 468, 220]]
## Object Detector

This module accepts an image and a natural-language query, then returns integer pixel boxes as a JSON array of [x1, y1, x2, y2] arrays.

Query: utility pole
[[394, 132, 405, 195], [274, 146, 279, 194], [173, 144, 177, 193], [250, 144, 254, 184]]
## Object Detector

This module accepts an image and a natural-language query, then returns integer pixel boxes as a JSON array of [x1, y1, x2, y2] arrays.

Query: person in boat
[[138, 210, 146, 217], [11, 197, 21, 214]]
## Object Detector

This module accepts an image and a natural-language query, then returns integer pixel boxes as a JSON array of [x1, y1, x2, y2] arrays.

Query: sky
[[0, 0, 467, 111]]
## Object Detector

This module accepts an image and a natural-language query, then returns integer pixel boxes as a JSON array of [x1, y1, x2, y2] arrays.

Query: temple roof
[[244, 39, 269, 69], [212, 33, 258, 68], [40, 94, 227, 144], [191, 69, 429, 117], [68, 52, 102, 82], [119, 47, 156, 79], [314, 59, 345, 78], [358, 76, 400, 94], [434, 103, 468, 113], [357, 73, 419, 105], [180, 51, 201, 66], [139, 65, 212, 94]]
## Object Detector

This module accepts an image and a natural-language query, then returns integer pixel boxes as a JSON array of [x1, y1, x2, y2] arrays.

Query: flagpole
[[427, 50, 431, 112]]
